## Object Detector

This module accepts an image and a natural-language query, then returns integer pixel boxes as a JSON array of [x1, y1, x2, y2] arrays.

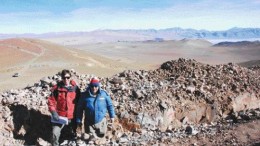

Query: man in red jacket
[[48, 69, 80, 146]]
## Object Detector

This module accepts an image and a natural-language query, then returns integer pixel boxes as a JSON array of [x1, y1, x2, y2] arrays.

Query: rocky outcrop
[[105, 59, 259, 129], [0, 58, 259, 145]]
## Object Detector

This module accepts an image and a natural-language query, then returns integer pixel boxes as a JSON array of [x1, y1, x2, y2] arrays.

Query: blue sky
[[0, 0, 260, 34]]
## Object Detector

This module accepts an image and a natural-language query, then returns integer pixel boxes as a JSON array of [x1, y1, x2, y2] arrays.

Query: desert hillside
[[0, 38, 140, 91], [238, 59, 260, 68], [1, 38, 260, 91], [69, 39, 260, 66], [213, 41, 260, 62]]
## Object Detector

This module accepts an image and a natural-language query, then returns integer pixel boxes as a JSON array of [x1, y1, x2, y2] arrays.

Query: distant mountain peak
[[1, 27, 260, 41]]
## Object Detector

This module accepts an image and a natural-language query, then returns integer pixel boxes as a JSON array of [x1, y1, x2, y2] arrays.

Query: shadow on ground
[[10, 104, 75, 145], [10, 104, 51, 145]]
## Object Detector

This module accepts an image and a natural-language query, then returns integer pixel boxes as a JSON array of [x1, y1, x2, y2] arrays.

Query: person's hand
[[110, 118, 115, 123], [76, 123, 82, 136], [51, 111, 59, 121]]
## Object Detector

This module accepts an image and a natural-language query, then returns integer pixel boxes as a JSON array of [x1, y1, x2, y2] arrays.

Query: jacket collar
[[57, 80, 77, 91], [58, 80, 76, 87]]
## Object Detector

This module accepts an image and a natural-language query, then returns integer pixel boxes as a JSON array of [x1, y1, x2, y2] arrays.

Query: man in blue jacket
[[76, 77, 115, 140]]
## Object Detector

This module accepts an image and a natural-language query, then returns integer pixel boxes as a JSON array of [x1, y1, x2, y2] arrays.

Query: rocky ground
[[0, 58, 259, 145]]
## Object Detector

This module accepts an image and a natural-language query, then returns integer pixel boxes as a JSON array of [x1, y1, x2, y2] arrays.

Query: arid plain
[[0, 37, 259, 91]]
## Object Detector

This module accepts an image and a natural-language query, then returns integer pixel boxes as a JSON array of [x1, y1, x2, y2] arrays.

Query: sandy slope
[[69, 39, 260, 66], [238, 60, 260, 67], [1, 38, 260, 91], [0, 38, 131, 91]]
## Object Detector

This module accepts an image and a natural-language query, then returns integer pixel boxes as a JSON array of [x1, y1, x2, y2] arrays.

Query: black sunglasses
[[91, 85, 99, 88], [62, 76, 71, 79]]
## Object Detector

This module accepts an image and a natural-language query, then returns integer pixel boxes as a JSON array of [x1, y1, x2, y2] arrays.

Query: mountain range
[[1, 27, 260, 41]]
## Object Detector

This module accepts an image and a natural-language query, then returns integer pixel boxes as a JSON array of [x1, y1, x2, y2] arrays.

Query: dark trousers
[[85, 118, 107, 138], [51, 120, 76, 146]]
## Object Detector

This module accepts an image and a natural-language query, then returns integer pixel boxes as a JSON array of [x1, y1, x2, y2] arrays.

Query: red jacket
[[48, 80, 80, 119]]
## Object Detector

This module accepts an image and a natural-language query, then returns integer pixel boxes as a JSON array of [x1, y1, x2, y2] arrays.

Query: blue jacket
[[76, 87, 115, 125]]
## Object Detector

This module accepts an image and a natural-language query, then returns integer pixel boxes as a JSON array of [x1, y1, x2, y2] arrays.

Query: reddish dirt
[[0, 38, 42, 54], [0, 45, 34, 68]]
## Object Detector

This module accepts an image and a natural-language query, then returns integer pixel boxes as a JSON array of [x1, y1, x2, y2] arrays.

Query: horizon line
[[1, 27, 260, 35]]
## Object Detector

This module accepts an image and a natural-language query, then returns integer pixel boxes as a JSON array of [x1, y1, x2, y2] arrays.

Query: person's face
[[90, 85, 99, 95], [62, 74, 71, 86]]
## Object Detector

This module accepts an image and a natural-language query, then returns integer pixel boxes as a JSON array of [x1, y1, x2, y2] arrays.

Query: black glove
[[51, 111, 59, 121]]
